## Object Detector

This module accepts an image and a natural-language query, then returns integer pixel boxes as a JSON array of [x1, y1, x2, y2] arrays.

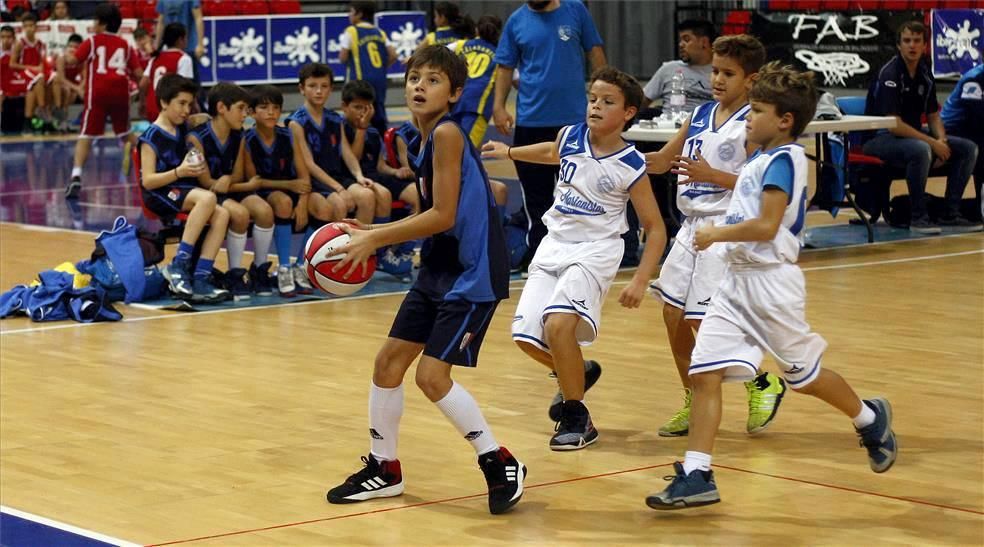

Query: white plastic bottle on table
[[669, 69, 686, 124]]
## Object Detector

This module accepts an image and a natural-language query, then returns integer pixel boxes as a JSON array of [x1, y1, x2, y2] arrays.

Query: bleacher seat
[[269, 0, 302, 13], [202, 0, 237, 16], [383, 127, 400, 169], [238, 1, 269, 15], [118, 0, 139, 20]]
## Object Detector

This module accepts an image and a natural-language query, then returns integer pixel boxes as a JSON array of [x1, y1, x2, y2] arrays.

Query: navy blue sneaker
[[250, 262, 275, 296], [856, 398, 897, 473], [225, 267, 251, 300], [549, 400, 598, 451], [646, 462, 720, 510], [192, 275, 231, 304], [548, 360, 602, 422]]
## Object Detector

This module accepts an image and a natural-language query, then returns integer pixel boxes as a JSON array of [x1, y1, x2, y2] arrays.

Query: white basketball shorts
[[650, 215, 729, 320], [689, 263, 827, 389], [512, 234, 623, 352]]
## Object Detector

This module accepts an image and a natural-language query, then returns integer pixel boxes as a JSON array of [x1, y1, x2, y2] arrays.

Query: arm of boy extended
[[481, 130, 563, 165], [620, 176, 667, 308]]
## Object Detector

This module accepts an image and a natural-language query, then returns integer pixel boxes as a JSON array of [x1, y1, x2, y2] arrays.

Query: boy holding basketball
[[645, 64, 897, 510], [325, 45, 526, 515]]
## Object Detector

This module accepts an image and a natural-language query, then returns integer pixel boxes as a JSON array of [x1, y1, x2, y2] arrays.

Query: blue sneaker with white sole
[[856, 398, 897, 473], [646, 461, 720, 510]]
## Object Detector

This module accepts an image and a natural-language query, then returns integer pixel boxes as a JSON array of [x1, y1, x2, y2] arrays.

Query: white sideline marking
[[1, 248, 981, 336], [0, 505, 141, 547]]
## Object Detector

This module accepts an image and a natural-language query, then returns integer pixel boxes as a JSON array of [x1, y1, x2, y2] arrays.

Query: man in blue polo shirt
[[941, 64, 983, 221], [492, 0, 606, 267], [863, 20, 980, 233]]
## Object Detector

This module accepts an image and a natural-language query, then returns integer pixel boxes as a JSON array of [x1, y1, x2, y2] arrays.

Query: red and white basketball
[[304, 222, 377, 296]]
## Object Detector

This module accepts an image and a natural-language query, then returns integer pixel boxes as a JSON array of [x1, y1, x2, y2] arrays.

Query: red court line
[[146, 460, 983, 546], [145, 463, 673, 546], [714, 464, 984, 516]]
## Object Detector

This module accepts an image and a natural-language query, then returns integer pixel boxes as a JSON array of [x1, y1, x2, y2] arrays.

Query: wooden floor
[[1, 221, 982, 545]]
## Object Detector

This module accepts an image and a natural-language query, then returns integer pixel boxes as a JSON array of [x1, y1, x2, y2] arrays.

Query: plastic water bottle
[[185, 148, 204, 169], [669, 69, 686, 123]]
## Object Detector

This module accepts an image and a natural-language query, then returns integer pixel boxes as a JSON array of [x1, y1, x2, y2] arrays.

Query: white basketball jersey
[[723, 143, 809, 265], [543, 123, 646, 242], [677, 101, 751, 217]]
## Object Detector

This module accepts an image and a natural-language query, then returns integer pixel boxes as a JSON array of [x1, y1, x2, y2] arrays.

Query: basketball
[[304, 222, 377, 296]]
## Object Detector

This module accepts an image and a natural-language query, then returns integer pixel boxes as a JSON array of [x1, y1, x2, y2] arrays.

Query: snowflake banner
[[200, 12, 426, 86], [931, 9, 983, 79], [376, 11, 427, 78], [271, 17, 324, 80]]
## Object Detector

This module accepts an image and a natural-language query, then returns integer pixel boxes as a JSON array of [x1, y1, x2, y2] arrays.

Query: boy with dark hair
[[289, 62, 378, 294], [340, 0, 397, 135], [140, 74, 230, 303], [863, 20, 980, 233], [187, 82, 276, 298], [65, 3, 144, 199], [325, 45, 526, 515], [646, 34, 786, 439], [483, 66, 667, 450], [11, 12, 48, 132], [245, 84, 312, 297], [449, 14, 501, 148], [646, 63, 897, 510], [339, 79, 415, 276], [50, 33, 83, 132]]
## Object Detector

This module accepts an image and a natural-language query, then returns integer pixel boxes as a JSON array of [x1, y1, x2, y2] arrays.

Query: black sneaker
[[548, 360, 602, 422], [856, 398, 897, 473], [909, 217, 942, 235], [65, 176, 81, 199], [549, 400, 598, 451], [251, 262, 275, 296], [938, 215, 983, 233], [326, 454, 404, 504], [646, 461, 720, 510], [225, 267, 251, 300], [478, 447, 526, 515]]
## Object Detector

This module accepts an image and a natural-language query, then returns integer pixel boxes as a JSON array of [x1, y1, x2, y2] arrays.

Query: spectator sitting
[[862, 20, 980, 233], [641, 19, 715, 118], [940, 64, 983, 222], [46, 0, 70, 20]]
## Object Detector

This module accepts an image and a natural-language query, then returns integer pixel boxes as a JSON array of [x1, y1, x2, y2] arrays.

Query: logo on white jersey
[[691, 118, 706, 128], [596, 174, 616, 193], [556, 188, 605, 216], [274, 25, 319, 66], [718, 142, 736, 162], [565, 141, 578, 149]]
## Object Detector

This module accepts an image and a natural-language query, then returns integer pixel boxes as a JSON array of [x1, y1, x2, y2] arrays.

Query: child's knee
[[543, 313, 578, 343], [689, 369, 723, 391], [189, 189, 217, 210], [662, 303, 684, 326], [225, 204, 249, 230], [251, 202, 274, 226], [413, 367, 450, 400]]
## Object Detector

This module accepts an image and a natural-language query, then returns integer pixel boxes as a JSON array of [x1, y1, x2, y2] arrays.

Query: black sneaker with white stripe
[[478, 447, 526, 515], [326, 454, 404, 504]]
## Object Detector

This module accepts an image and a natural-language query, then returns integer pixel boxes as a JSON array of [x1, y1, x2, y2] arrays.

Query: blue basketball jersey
[[189, 121, 242, 179], [412, 116, 509, 302], [395, 121, 422, 166], [344, 23, 388, 91], [244, 126, 297, 180], [139, 123, 199, 194], [427, 26, 468, 47], [342, 122, 383, 174], [288, 105, 344, 184], [451, 38, 497, 122]]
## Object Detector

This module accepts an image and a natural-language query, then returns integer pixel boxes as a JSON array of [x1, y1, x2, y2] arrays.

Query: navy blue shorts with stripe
[[389, 288, 500, 367], [143, 187, 190, 221]]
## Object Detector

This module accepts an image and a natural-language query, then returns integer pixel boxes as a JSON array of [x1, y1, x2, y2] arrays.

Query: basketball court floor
[[0, 129, 981, 545]]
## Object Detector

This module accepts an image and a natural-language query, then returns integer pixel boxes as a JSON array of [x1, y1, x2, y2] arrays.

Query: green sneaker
[[745, 372, 786, 434], [658, 388, 692, 437]]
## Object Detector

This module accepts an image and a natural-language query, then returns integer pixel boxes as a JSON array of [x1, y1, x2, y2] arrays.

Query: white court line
[[0, 505, 141, 547], [2, 247, 980, 337]]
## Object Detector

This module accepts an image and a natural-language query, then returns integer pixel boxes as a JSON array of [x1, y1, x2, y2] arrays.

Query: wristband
[[507, 146, 513, 160]]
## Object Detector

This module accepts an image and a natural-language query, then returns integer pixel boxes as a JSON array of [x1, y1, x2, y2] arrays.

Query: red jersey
[[144, 48, 193, 121], [17, 36, 46, 69], [137, 48, 152, 72], [0, 48, 28, 98], [74, 32, 141, 104]]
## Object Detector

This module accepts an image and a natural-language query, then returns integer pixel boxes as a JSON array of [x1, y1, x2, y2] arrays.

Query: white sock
[[369, 382, 404, 462], [226, 230, 247, 270], [852, 401, 876, 429], [252, 225, 274, 266], [683, 451, 712, 474], [71, 166, 82, 178], [434, 381, 499, 456]]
